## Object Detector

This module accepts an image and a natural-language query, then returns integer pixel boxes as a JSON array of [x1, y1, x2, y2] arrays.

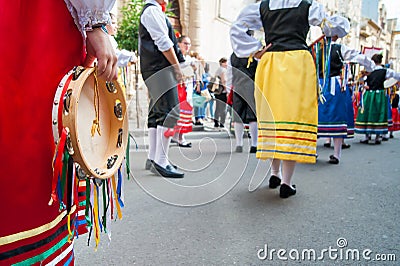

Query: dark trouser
[[214, 92, 227, 125], [232, 92, 257, 123], [142, 69, 180, 129]]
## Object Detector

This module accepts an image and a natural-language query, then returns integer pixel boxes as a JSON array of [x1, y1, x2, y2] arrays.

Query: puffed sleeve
[[386, 69, 400, 81], [64, 0, 116, 34], [342, 45, 375, 72], [308, 1, 326, 26], [230, 3, 263, 58]]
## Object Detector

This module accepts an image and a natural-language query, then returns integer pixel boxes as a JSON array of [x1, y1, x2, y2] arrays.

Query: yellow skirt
[[254, 50, 318, 163]]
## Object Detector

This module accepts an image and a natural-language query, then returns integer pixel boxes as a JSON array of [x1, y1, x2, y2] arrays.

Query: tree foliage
[[115, 0, 145, 52]]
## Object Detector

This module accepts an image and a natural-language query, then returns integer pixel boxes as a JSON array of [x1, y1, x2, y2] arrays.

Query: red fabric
[[0, 0, 84, 260], [389, 108, 400, 132], [227, 87, 234, 106]]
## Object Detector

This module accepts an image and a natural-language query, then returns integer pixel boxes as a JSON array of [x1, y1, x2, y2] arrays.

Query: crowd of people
[[2, 0, 400, 264], [138, 0, 400, 200]]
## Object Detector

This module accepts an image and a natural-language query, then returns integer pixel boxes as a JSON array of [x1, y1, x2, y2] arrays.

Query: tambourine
[[52, 66, 128, 179]]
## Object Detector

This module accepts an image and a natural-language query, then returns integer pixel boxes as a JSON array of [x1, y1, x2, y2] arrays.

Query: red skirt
[[175, 83, 193, 134], [0, 1, 84, 264], [389, 108, 400, 132]]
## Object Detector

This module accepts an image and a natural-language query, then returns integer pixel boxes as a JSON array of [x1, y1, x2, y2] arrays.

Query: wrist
[[86, 23, 107, 32]]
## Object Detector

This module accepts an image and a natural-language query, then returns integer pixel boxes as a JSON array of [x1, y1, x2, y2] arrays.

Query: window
[[217, 0, 259, 23]]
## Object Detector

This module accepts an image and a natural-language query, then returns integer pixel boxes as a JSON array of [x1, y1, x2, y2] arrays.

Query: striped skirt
[[317, 77, 348, 138], [355, 90, 388, 135], [255, 50, 318, 164]]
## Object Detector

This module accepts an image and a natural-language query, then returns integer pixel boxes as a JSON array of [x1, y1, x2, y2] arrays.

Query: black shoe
[[375, 139, 381, 145], [382, 137, 389, 141], [235, 146, 243, 153], [250, 146, 257, 153], [171, 139, 179, 144], [328, 155, 339, 164], [147, 159, 177, 170], [342, 143, 351, 149], [145, 159, 154, 170], [219, 123, 224, 128], [280, 184, 296, 198], [178, 142, 192, 148], [390, 134, 394, 139], [323, 143, 331, 148], [151, 163, 184, 178], [269, 175, 281, 189], [360, 139, 369, 144]]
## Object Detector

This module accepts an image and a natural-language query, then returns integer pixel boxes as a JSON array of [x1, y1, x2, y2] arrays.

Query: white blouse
[[64, 0, 116, 34], [230, 1, 327, 57], [332, 42, 375, 73]]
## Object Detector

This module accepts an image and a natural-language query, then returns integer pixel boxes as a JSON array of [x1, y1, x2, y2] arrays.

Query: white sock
[[271, 159, 281, 178], [281, 160, 296, 187], [148, 127, 157, 161], [155, 126, 171, 168], [172, 132, 179, 142], [362, 134, 370, 141], [234, 122, 244, 147], [333, 138, 342, 159], [249, 122, 258, 147]]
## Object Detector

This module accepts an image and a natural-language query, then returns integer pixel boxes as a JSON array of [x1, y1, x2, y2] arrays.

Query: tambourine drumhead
[[55, 67, 128, 179], [384, 77, 397, 89]]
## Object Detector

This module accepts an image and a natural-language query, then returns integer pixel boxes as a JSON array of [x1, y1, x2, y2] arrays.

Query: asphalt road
[[74, 129, 400, 265]]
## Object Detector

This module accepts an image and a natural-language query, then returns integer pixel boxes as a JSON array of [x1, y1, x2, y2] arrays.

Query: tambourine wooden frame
[[53, 67, 128, 179]]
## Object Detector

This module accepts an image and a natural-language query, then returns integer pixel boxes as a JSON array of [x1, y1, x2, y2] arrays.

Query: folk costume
[[231, 0, 333, 164], [229, 52, 258, 152], [389, 93, 400, 137], [0, 1, 118, 264], [315, 28, 374, 163], [318, 43, 374, 138], [355, 66, 400, 141], [140, 0, 185, 178]]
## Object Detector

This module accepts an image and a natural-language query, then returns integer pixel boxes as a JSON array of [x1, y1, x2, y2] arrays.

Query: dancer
[[316, 18, 375, 164], [355, 54, 400, 144], [169, 35, 194, 148], [229, 40, 258, 153], [230, 0, 348, 198], [140, 0, 185, 178]]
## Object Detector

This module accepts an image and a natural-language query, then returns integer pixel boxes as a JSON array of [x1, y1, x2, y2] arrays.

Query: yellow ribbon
[[91, 69, 101, 137], [111, 175, 123, 220]]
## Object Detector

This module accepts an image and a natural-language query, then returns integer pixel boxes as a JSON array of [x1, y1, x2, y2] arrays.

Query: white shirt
[[230, 0, 326, 57], [333, 42, 375, 73], [140, 0, 174, 52]]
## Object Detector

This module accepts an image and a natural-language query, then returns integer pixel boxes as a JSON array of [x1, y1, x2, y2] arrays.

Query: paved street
[[74, 128, 400, 265]]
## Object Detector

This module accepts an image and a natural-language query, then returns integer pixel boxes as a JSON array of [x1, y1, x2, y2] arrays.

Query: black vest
[[392, 94, 399, 108], [329, 44, 344, 77], [139, 3, 184, 74], [260, 0, 312, 52], [366, 69, 387, 90]]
